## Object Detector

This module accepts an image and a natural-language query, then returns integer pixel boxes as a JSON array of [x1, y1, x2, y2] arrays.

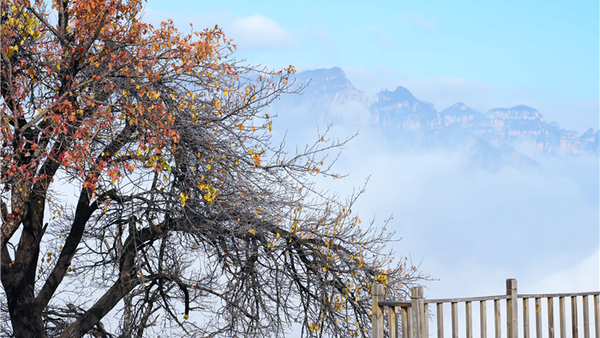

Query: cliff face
[[272, 67, 598, 160], [440, 103, 479, 127], [580, 128, 600, 155], [292, 67, 367, 105], [269, 67, 368, 126], [371, 86, 440, 131], [368, 85, 597, 155], [463, 106, 595, 155]]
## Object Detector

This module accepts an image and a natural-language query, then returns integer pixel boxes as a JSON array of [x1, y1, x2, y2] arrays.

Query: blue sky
[[143, 0, 599, 133]]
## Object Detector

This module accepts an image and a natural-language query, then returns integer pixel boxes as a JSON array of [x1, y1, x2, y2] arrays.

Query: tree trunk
[[6, 291, 45, 338], [3, 252, 45, 338], [2, 209, 46, 338]]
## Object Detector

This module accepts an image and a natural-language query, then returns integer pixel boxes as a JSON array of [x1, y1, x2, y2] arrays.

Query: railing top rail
[[375, 291, 600, 307], [518, 291, 600, 298], [377, 291, 600, 305], [377, 301, 412, 307], [423, 295, 511, 304]]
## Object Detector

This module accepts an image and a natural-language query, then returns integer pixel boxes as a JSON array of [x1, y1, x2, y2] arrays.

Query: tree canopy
[[0, 0, 423, 337]]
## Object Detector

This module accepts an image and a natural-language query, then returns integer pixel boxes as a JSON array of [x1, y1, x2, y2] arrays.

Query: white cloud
[[276, 115, 598, 303], [228, 15, 294, 50], [140, 10, 294, 51], [328, 101, 373, 126], [529, 248, 599, 293]]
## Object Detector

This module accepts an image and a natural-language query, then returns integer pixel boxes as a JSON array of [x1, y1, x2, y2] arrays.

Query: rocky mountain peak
[[485, 105, 545, 122], [581, 128, 596, 138], [294, 67, 357, 93], [455, 102, 468, 110], [266, 67, 367, 125], [439, 103, 480, 127], [375, 86, 419, 105], [441, 102, 480, 115]]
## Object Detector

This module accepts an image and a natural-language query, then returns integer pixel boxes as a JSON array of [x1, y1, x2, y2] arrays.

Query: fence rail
[[372, 279, 600, 338]]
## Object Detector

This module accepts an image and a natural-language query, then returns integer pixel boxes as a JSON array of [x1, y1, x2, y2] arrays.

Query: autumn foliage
[[1, 0, 422, 337]]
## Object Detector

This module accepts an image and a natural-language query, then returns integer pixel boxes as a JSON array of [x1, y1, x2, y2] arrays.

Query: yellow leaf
[[180, 193, 188, 207], [249, 229, 256, 235], [6, 45, 18, 57]]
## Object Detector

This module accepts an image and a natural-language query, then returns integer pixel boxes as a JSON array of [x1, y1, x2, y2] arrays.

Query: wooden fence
[[372, 279, 600, 338]]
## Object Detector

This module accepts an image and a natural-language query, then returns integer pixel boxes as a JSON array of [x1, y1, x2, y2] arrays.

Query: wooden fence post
[[402, 305, 411, 338], [389, 306, 398, 338], [372, 283, 385, 338], [507, 279, 518, 338], [412, 286, 425, 338]]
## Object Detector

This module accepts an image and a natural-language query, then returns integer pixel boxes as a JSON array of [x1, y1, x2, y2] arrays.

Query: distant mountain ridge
[[268, 67, 598, 169], [272, 67, 367, 123]]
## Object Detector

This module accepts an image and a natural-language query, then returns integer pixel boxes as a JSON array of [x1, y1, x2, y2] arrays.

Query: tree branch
[[57, 273, 140, 338], [35, 188, 100, 309]]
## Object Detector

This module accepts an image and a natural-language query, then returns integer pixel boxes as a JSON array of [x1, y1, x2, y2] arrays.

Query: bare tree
[[1, 0, 424, 337]]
